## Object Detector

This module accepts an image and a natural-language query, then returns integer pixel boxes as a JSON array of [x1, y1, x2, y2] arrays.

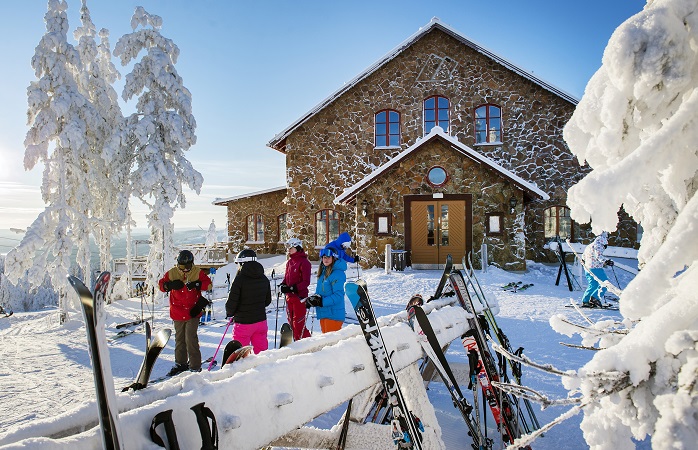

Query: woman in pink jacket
[[280, 238, 312, 341]]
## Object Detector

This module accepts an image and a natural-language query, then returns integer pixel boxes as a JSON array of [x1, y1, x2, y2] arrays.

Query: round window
[[427, 166, 448, 186]]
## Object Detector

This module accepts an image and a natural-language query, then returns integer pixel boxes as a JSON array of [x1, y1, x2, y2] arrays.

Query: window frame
[[374, 213, 392, 236], [424, 95, 450, 134], [474, 104, 503, 144], [426, 165, 449, 188], [277, 213, 288, 243], [486, 213, 503, 236], [374, 109, 401, 147], [543, 206, 573, 240], [314, 209, 340, 247], [245, 213, 265, 243]]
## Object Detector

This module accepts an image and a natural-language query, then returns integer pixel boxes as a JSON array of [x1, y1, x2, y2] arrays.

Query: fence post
[[385, 244, 392, 274]]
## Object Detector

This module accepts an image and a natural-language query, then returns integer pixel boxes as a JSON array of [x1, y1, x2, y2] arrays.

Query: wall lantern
[[509, 195, 518, 214], [361, 199, 369, 217]]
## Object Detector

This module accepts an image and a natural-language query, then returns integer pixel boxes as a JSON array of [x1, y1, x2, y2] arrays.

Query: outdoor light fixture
[[361, 199, 368, 217], [509, 195, 517, 214]]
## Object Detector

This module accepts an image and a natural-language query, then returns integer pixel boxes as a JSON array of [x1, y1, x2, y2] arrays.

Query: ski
[[516, 284, 534, 292], [68, 272, 123, 450], [500, 281, 522, 291], [148, 356, 216, 386], [407, 302, 489, 450], [449, 269, 528, 447], [346, 280, 424, 449], [115, 318, 145, 329], [336, 399, 353, 450], [122, 322, 172, 391], [565, 303, 619, 311], [429, 254, 453, 301], [462, 255, 540, 433], [108, 326, 142, 343]]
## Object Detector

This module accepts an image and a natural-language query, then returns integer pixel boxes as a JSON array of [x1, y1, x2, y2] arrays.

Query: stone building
[[214, 18, 638, 270]]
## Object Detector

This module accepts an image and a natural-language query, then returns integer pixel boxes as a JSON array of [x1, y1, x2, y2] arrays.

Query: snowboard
[[280, 323, 293, 348], [429, 254, 453, 300], [224, 345, 254, 365], [68, 272, 123, 450], [122, 322, 172, 391]]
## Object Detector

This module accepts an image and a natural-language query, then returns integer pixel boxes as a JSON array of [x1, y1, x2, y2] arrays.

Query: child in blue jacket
[[305, 245, 347, 333]]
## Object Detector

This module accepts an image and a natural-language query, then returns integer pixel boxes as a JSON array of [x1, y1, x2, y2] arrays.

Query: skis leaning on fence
[[463, 255, 541, 433], [449, 268, 531, 448], [68, 272, 123, 450], [407, 303, 490, 450], [346, 280, 424, 449]]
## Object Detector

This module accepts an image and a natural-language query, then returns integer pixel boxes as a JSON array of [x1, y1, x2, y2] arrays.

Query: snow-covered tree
[[6, 0, 101, 321], [558, 0, 698, 448], [108, 7, 202, 290], [206, 219, 217, 248], [73, 0, 124, 273]]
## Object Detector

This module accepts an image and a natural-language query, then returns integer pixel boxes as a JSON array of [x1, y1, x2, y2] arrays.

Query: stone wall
[[222, 189, 288, 256], [282, 27, 589, 266]]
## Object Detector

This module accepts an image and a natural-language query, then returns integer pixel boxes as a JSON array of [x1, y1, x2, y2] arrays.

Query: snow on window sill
[[245, 241, 265, 245], [473, 141, 504, 146], [374, 145, 401, 150]]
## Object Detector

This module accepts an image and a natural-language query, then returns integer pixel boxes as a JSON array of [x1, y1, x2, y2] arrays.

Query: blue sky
[[0, 0, 646, 232]]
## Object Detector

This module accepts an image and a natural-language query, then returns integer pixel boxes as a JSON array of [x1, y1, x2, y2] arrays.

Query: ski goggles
[[177, 263, 193, 272], [319, 248, 338, 258]]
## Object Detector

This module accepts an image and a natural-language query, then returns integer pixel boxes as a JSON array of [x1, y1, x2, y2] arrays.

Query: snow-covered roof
[[212, 186, 286, 205], [334, 126, 550, 205], [268, 17, 579, 152]]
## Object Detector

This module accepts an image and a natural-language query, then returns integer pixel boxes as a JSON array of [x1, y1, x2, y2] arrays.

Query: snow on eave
[[334, 127, 549, 205], [213, 186, 287, 206], [268, 17, 579, 152]]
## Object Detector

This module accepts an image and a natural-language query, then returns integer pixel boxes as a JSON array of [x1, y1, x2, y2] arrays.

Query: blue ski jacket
[[314, 258, 347, 322]]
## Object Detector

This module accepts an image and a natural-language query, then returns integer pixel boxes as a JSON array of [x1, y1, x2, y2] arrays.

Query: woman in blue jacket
[[305, 246, 347, 333]]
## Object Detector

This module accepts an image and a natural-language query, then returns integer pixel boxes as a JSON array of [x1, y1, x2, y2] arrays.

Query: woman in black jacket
[[225, 249, 272, 354]]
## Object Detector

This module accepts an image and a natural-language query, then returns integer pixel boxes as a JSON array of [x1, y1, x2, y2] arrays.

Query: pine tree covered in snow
[[108, 6, 202, 290], [559, 0, 698, 448], [6, 0, 100, 320]]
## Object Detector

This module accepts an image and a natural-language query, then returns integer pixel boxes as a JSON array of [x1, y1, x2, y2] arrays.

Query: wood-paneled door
[[406, 195, 471, 267]]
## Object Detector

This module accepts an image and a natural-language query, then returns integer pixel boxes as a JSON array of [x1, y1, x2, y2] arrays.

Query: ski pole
[[208, 318, 233, 371], [611, 265, 622, 289], [274, 292, 281, 348]]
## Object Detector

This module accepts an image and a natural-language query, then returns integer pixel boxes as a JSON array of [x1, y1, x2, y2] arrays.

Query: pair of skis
[[461, 254, 541, 434], [406, 298, 490, 450], [346, 280, 424, 449]]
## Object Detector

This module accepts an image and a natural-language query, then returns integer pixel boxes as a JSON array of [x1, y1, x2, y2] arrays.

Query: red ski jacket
[[159, 266, 212, 321], [282, 250, 312, 300]]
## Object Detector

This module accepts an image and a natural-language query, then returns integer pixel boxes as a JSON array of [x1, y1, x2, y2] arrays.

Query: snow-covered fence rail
[[0, 299, 468, 450]]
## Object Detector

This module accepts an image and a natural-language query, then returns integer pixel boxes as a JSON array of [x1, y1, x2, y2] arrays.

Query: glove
[[164, 279, 185, 291], [280, 284, 296, 294], [354, 255, 360, 263], [305, 294, 323, 308], [189, 296, 209, 318], [604, 260, 614, 267], [186, 280, 202, 290]]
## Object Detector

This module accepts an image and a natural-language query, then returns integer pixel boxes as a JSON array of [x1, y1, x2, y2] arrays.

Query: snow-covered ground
[[0, 255, 644, 449]]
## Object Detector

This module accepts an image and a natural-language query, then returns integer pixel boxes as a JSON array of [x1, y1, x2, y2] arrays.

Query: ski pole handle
[[208, 318, 233, 371]]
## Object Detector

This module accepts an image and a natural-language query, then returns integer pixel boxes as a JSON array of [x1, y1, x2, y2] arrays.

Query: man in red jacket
[[280, 238, 312, 341], [159, 250, 212, 375]]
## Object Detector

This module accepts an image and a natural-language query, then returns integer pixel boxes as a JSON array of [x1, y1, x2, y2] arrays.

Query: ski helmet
[[285, 237, 303, 249], [235, 248, 257, 263], [177, 250, 194, 270]]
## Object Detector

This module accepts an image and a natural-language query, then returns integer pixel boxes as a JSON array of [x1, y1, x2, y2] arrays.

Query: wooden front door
[[408, 197, 469, 267]]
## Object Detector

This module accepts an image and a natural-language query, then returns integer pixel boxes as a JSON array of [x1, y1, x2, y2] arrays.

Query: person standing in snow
[[279, 237, 312, 341], [226, 249, 272, 354], [159, 250, 212, 375], [581, 231, 614, 307], [305, 245, 347, 333]]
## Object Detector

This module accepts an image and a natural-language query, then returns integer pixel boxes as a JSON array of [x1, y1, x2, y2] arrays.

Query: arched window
[[475, 104, 502, 144], [544, 206, 572, 240], [315, 209, 340, 247], [246, 214, 264, 242], [424, 95, 450, 134], [375, 109, 401, 147], [277, 213, 288, 243]]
